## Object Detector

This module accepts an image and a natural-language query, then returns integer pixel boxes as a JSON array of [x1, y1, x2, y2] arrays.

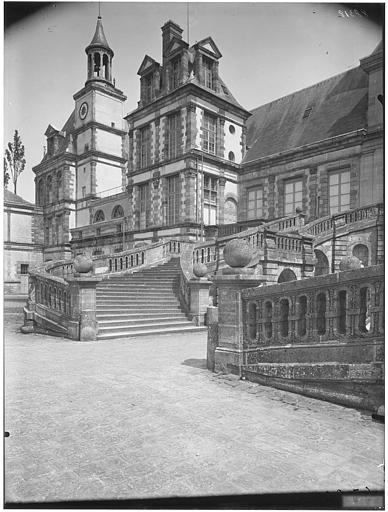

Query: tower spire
[[85, 15, 114, 85]]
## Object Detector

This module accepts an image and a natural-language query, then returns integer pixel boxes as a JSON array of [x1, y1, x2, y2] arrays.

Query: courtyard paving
[[4, 315, 384, 504]]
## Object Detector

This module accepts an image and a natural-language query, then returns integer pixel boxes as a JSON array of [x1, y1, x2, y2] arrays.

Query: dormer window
[[169, 57, 181, 90], [144, 74, 153, 102], [203, 57, 214, 90]]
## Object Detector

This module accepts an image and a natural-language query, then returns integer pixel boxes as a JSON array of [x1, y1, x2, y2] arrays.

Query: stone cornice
[[76, 150, 126, 165], [125, 82, 250, 121], [73, 81, 127, 102], [73, 121, 127, 137], [242, 129, 368, 170], [32, 154, 77, 175]]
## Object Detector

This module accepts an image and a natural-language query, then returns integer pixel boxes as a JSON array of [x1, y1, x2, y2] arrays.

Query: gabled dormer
[[44, 125, 66, 157], [137, 55, 161, 106], [193, 37, 222, 92]]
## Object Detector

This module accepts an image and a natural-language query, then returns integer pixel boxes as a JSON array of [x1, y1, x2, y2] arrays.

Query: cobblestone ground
[[4, 315, 384, 503]]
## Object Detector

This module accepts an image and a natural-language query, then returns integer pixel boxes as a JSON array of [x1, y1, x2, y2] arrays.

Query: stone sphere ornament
[[193, 262, 208, 278], [73, 255, 93, 273], [339, 255, 363, 272], [223, 238, 253, 268]]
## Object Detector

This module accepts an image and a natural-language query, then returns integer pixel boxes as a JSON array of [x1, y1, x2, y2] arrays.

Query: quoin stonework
[[19, 15, 383, 412]]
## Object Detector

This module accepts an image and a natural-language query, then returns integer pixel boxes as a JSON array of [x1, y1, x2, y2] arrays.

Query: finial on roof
[[86, 13, 113, 55]]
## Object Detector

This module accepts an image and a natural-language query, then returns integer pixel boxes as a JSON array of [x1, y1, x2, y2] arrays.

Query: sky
[[4, 2, 383, 202]]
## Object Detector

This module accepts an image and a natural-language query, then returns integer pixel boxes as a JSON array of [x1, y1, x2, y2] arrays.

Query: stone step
[[98, 318, 191, 333], [96, 306, 182, 313], [98, 316, 186, 327], [97, 324, 206, 340], [97, 292, 177, 299], [96, 311, 186, 320]]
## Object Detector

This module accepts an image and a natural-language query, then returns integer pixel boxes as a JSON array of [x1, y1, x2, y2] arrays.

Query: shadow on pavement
[[182, 358, 207, 369]]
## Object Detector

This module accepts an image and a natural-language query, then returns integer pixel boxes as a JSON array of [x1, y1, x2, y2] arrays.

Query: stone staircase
[[96, 258, 206, 340]]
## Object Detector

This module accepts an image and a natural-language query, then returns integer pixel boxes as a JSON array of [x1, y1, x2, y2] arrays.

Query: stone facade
[[239, 44, 383, 226], [3, 190, 44, 295]]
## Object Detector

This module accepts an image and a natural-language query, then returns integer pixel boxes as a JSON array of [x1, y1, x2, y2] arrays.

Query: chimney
[[161, 20, 183, 59]]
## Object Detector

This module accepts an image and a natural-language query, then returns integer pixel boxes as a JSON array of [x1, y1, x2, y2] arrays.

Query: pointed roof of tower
[[86, 16, 113, 55]]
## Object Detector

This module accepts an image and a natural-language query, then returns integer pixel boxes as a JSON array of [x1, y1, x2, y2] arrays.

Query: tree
[[4, 130, 26, 194], [3, 158, 10, 189]]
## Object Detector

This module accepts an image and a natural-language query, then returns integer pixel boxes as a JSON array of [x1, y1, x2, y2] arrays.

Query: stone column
[[90, 162, 97, 196], [207, 306, 218, 371], [186, 103, 197, 151], [268, 175, 276, 219]]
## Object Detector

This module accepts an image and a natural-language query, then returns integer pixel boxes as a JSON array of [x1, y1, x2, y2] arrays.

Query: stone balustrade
[[241, 264, 384, 349], [302, 203, 383, 238]]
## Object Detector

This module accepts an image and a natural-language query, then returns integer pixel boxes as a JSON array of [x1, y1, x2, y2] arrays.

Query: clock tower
[[73, 15, 127, 227]]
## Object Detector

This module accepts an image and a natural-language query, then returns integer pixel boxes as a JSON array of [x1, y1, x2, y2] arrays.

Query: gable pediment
[[44, 124, 59, 138], [137, 55, 160, 76], [166, 37, 189, 57], [196, 37, 222, 59]]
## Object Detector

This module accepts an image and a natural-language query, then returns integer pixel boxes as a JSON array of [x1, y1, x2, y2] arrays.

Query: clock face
[[79, 102, 88, 120]]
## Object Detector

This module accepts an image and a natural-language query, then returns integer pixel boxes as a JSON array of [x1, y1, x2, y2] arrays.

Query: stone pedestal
[[189, 278, 212, 326], [67, 275, 103, 341], [213, 273, 265, 374]]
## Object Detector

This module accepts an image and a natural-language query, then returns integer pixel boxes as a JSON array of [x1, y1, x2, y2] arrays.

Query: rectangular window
[[169, 57, 181, 90], [82, 186, 86, 198], [284, 178, 303, 215], [202, 113, 217, 155], [247, 187, 263, 220], [139, 183, 150, 229], [20, 264, 29, 275], [144, 74, 153, 102], [140, 125, 151, 168], [166, 175, 180, 225], [166, 112, 180, 159], [203, 175, 218, 225], [203, 57, 214, 90], [116, 223, 122, 233], [329, 169, 350, 214]]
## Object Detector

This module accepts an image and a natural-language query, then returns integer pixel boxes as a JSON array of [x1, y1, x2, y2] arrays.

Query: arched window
[[47, 175, 52, 203], [103, 54, 109, 80], [352, 244, 369, 267], [93, 53, 101, 77], [112, 205, 124, 219], [278, 268, 297, 283], [314, 250, 330, 276], [57, 171, 62, 200], [94, 210, 105, 223]]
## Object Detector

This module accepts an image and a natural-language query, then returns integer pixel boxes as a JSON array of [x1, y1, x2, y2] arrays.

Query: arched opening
[[278, 268, 297, 283], [93, 53, 101, 77], [248, 302, 257, 341], [112, 205, 124, 219], [337, 290, 347, 334], [47, 175, 52, 203], [352, 244, 369, 267], [314, 250, 330, 276], [103, 54, 109, 80], [316, 293, 326, 335], [264, 301, 272, 339], [298, 295, 307, 337], [279, 299, 289, 337], [359, 287, 371, 333], [94, 210, 105, 223], [88, 53, 92, 78], [56, 171, 62, 200], [224, 197, 237, 224]]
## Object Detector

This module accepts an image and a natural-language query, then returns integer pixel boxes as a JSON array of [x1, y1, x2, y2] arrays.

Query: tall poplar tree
[[4, 130, 26, 194]]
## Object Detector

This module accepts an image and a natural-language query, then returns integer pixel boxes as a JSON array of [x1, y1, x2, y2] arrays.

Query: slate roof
[[4, 189, 34, 207], [244, 65, 368, 164], [86, 16, 112, 53], [39, 110, 75, 164]]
